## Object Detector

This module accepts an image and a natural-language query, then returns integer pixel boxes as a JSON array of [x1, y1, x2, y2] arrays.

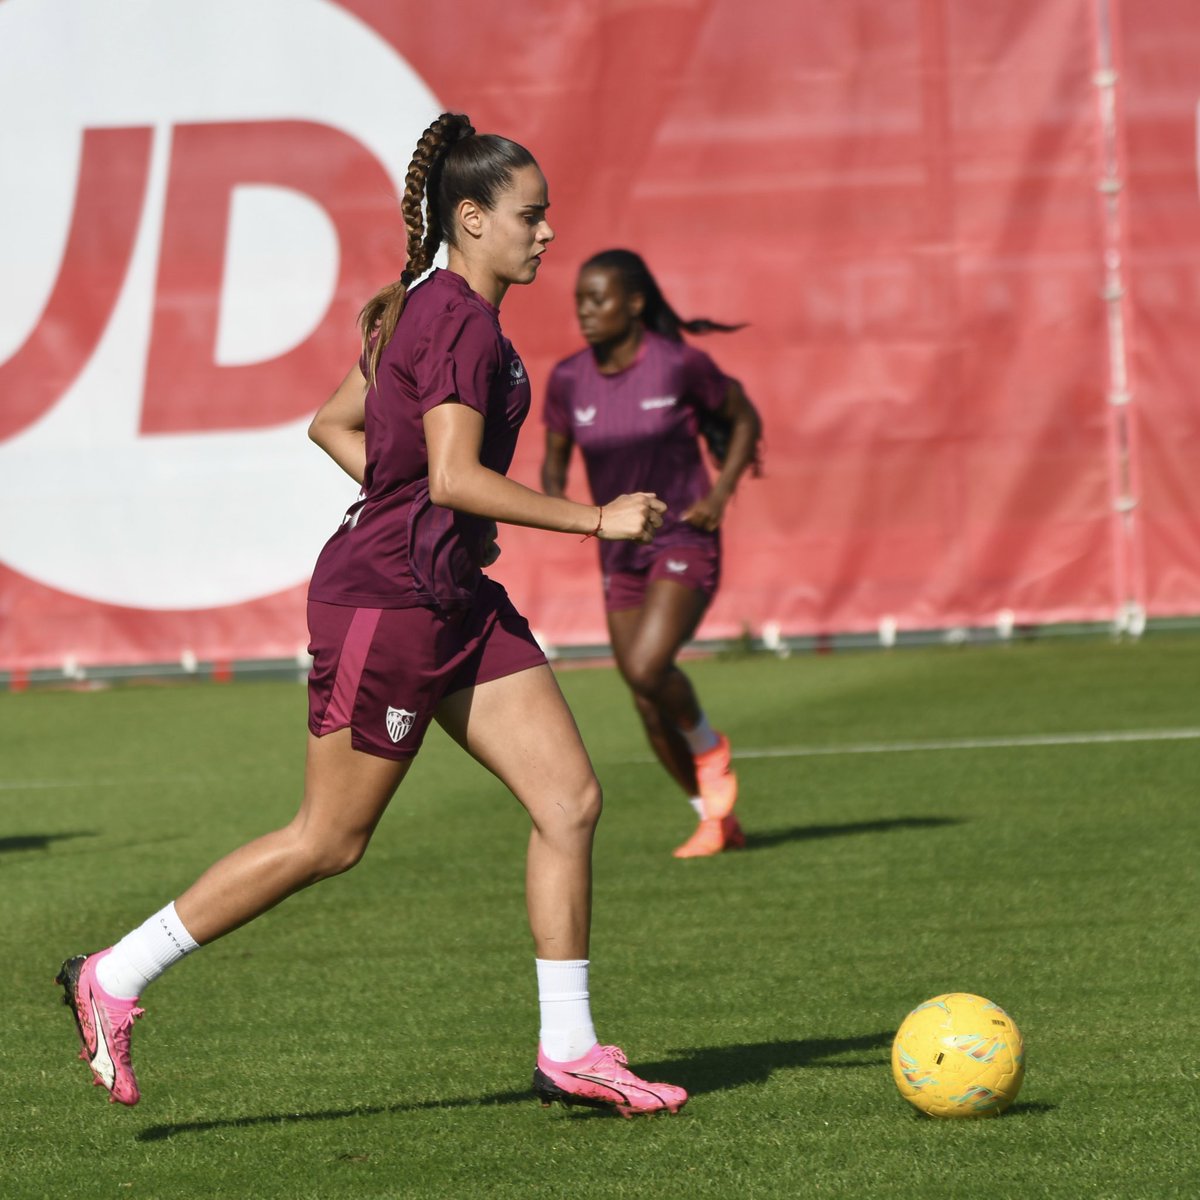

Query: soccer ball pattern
[[891, 992, 1025, 1118]]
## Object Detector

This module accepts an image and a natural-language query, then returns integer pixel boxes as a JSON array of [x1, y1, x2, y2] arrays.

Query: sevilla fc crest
[[386, 706, 417, 743]]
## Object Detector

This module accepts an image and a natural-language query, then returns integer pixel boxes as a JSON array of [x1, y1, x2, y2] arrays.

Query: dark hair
[[580, 248, 744, 341], [360, 112, 537, 384]]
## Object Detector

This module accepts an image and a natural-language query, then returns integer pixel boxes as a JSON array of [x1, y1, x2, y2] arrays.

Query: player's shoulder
[[639, 330, 703, 371], [666, 332, 720, 374], [662, 337, 726, 397], [400, 273, 501, 361], [409, 271, 495, 330]]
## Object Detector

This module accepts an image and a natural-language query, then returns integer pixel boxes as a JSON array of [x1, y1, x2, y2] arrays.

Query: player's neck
[[445, 252, 508, 309], [592, 325, 644, 375]]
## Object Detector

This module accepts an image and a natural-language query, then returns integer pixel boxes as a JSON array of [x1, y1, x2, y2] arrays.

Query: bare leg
[[175, 729, 411, 944], [607, 580, 712, 797], [436, 665, 600, 959], [442, 665, 695, 1108]]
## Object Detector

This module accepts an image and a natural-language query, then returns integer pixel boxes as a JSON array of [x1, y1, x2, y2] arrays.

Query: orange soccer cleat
[[693, 732, 738, 819], [672, 813, 746, 858]]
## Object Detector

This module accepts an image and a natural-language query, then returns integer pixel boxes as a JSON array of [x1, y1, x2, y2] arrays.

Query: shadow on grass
[[744, 816, 961, 851], [0, 831, 95, 854], [136, 1032, 892, 1139], [1003, 1100, 1056, 1117], [899, 1097, 1057, 1121], [640, 1031, 894, 1097], [137, 1091, 532, 1141]]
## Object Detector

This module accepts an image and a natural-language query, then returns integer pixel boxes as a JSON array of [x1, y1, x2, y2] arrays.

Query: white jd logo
[[0, 1, 433, 612], [386, 706, 417, 743], [574, 406, 597, 426]]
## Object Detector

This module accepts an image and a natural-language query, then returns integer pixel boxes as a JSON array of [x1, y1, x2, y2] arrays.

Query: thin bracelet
[[580, 506, 603, 541]]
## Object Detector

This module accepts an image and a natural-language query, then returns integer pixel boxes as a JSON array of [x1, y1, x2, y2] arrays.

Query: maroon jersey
[[309, 269, 530, 609], [543, 331, 727, 572]]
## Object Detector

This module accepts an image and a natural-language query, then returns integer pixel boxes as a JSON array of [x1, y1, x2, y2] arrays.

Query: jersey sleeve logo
[[386, 706, 417, 743], [508, 358, 526, 387]]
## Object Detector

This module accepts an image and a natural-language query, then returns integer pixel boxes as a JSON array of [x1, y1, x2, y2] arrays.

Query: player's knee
[[292, 829, 370, 882], [321, 836, 369, 878], [567, 774, 603, 832], [557, 774, 603, 836], [622, 654, 669, 701], [527, 771, 602, 842]]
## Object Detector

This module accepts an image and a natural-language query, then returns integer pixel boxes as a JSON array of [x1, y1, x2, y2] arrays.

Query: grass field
[[3, 635, 1199, 1199]]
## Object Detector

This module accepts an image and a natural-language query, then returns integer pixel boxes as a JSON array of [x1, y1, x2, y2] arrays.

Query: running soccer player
[[57, 115, 687, 1119], [541, 250, 762, 858]]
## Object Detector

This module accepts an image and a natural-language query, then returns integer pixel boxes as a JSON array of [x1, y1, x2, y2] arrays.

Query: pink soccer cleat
[[694, 732, 738, 820], [673, 812, 746, 859], [56, 950, 145, 1106], [533, 1044, 688, 1117]]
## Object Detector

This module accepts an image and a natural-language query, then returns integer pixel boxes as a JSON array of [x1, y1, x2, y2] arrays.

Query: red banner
[[1117, 0, 1200, 617], [0, 0, 1196, 672]]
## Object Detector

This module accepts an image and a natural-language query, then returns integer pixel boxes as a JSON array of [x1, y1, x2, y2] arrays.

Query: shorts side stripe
[[320, 607, 382, 734]]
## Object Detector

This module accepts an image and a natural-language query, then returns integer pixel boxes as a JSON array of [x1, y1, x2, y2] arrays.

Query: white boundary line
[[617, 727, 1200, 764], [6, 728, 1199, 789]]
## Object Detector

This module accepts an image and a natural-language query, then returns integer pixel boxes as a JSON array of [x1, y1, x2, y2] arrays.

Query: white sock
[[680, 712, 720, 755], [536, 958, 598, 1062], [95, 902, 200, 1000], [688, 796, 705, 818]]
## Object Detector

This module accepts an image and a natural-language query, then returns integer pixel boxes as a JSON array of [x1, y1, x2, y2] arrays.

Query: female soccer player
[[541, 250, 762, 859], [57, 115, 687, 1119]]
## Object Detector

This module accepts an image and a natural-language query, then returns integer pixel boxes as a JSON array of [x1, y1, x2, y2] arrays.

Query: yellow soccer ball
[[891, 992, 1025, 1118]]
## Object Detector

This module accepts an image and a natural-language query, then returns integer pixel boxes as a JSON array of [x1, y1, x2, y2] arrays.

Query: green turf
[[3, 636, 1198, 1198]]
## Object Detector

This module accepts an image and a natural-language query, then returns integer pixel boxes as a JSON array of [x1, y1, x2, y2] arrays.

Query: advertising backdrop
[[1, 0, 1197, 671]]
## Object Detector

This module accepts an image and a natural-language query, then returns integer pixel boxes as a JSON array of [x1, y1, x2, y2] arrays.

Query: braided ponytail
[[360, 112, 475, 386], [359, 113, 539, 387]]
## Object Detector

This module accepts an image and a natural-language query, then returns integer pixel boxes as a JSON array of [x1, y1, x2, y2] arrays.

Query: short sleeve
[[411, 305, 500, 417], [542, 361, 573, 435], [679, 343, 728, 414]]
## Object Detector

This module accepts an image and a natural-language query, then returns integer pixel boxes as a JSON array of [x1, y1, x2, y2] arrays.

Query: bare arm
[[425, 401, 663, 541], [682, 378, 763, 531], [541, 428, 574, 498], [308, 363, 368, 484], [711, 378, 762, 498]]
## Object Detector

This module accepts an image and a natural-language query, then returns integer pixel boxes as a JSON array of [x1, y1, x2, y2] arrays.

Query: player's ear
[[457, 198, 485, 241], [628, 291, 645, 319]]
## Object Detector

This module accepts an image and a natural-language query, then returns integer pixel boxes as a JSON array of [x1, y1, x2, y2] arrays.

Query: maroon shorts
[[603, 541, 722, 612], [307, 578, 547, 760]]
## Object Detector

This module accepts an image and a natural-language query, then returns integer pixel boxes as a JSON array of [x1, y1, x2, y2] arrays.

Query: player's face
[[481, 164, 554, 286], [575, 267, 641, 346]]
